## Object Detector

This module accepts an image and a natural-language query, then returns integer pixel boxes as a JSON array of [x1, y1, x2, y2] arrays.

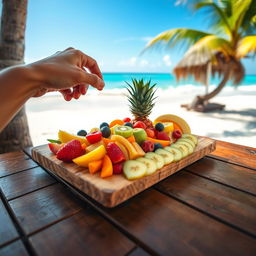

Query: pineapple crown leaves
[[125, 78, 158, 118]]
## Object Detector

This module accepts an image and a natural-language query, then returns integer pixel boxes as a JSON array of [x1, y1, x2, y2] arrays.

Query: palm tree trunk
[[201, 70, 230, 101], [0, 0, 32, 153], [182, 70, 229, 112]]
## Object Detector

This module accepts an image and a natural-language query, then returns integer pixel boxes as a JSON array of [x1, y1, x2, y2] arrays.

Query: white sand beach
[[25, 85, 256, 148]]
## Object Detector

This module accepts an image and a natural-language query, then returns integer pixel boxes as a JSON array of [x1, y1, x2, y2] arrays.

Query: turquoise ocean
[[101, 73, 256, 90]]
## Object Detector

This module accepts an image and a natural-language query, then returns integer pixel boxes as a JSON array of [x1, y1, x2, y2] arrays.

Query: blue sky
[[25, 0, 255, 74]]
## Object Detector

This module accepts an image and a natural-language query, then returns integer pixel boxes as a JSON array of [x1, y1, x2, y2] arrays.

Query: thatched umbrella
[[143, 0, 256, 112]]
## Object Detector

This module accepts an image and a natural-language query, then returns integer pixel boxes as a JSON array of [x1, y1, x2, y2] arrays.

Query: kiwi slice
[[176, 141, 194, 155], [182, 134, 198, 145], [164, 146, 183, 162], [133, 128, 147, 144], [155, 148, 174, 165], [114, 126, 133, 138], [123, 160, 147, 180], [137, 157, 157, 176], [171, 144, 189, 158], [145, 152, 165, 169]]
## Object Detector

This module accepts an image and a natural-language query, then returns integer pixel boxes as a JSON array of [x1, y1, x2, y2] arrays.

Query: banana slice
[[177, 138, 195, 148], [155, 149, 174, 165], [182, 134, 198, 145], [145, 152, 165, 169], [123, 160, 147, 180], [176, 141, 194, 155], [137, 157, 157, 176], [164, 146, 183, 162], [171, 144, 189, 158]]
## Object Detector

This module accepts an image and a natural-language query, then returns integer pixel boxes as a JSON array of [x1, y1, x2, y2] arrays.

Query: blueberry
[[155, 122, 164, 132], [154, 143, 163, 151], [101, 126, 111, 138], [77, 129, 87, 136], [100, 122, 109, 129], [124, 122, 133, 128]]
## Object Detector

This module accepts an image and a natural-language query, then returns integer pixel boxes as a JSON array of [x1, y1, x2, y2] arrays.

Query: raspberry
[[141, 140, 154, 153], [172, 129, 182, 139]]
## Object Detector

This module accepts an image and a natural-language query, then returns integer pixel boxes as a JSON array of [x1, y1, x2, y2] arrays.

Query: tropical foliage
[[145, 0, 256, 111]]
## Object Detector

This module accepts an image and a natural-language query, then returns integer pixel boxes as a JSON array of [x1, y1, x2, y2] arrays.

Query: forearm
[[0, 65, 38, 132]]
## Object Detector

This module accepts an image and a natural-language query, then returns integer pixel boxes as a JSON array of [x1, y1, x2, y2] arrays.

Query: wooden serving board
[[32, 136, 216, 207]]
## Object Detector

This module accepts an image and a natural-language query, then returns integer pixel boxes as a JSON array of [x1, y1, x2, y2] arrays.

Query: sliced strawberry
[[86, 131, 102, 144], [56, 139, 84, 162], [156, 131, 170, 141], [106, 142, 126, 164], [123, 117, 131, 122], [48, 143, 63, 155], [133, 121, 147, 129]]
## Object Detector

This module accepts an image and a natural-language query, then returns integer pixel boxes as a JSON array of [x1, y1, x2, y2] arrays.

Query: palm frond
[[143, 28, 211, 54], [240, 1, 256, 34], [229, 0, 253, 35], [237, 35, 256, 58], [194, 0, 232, 36], [185, 35, 234, 60]]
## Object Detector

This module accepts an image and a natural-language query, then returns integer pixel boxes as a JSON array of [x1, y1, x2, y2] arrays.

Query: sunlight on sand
[[26, 85, 256, 148]]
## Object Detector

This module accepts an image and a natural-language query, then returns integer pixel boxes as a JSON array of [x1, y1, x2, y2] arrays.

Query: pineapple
[[126, 78, 157, 128]]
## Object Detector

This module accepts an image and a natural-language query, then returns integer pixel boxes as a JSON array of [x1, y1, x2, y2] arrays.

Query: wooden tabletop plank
[[156, 171, 256, 236], [9, 183, 83, 235], [0, 240, 28, 256], [29, 209, 135, 256], [0, 198, 19, 247], [0, 151, 37, 178], [104, 189, 256, 256], [209, 140, 256, 169], [0, 166, 56, 200], [186, 157, 256, 195]]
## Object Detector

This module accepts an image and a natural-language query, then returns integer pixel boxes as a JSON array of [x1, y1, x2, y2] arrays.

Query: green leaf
[[47, 139, 61, 144]]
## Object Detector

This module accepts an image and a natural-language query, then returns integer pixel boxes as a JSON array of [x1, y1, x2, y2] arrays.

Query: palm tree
[[0, 0, 32, 153], [144, 0, 256, 111]]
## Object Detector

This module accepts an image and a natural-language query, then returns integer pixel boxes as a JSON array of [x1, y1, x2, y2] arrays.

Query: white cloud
[[118, 57, 151, 68], [163, 55, 172, 66], [139, 59, 149, 67], [118, 57, 137, 66]]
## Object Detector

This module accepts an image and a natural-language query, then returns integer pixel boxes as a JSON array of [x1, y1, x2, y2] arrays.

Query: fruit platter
[[32, 79, 216, 207]]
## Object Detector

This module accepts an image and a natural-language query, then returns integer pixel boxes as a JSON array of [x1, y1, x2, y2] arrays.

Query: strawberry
[[48, 143, 63, 155], [86, 131, 102, 144], [156, 131, 170, 141], [123, 117, 131, 122], [145, 128, 156, 138], [106, 142, 126, 164], [133, 121, 147, 129], [56, 140, 84, 162]]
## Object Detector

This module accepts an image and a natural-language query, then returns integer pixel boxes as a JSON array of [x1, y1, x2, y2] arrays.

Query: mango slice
[[73, 145, 106, 167], [58, 130, 89, 145], [111, 135, 139, 160]]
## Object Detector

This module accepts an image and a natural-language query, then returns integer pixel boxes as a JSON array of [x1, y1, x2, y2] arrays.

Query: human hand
[[28, 47, 104, 101]]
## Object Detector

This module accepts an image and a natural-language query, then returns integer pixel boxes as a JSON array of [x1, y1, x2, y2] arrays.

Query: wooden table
[[0, 140, 255, 256]]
